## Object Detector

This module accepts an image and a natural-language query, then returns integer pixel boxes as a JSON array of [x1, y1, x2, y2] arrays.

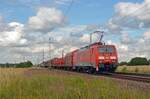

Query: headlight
[[99, 56, 105, 59], [110, 56, 116, 59]]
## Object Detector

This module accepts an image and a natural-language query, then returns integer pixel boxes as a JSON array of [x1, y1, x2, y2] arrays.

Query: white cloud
[[80, 33, 99, 43], [80, 34, 90, 42], [0, 22, 27, 46], [28, 7, 66, 32], [143, 31, 150, 39], [106, 18, 122, 34], [106, 0, 150, 33], [120, 32, 134, 44], [54, 0, 72, 5]]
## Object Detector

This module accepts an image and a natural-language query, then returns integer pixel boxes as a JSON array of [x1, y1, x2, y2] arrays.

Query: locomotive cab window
[[99, 47, 114, 53]]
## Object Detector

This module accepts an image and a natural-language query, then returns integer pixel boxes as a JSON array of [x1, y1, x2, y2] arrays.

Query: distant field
[[0, 68, 150, 99], [116, 65, 150, 74]]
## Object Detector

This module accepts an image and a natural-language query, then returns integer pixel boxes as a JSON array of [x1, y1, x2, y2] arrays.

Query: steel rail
[[100, 72, 150, 83]]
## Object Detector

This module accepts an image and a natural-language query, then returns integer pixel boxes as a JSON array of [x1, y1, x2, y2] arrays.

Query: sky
[[0, 0, 150, 64]]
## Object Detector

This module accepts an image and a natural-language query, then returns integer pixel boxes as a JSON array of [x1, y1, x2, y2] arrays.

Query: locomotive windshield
[[99, 47, 114, 53]]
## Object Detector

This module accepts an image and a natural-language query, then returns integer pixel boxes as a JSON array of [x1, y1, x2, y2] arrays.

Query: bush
[[16, 61, 33, 68], [128, 57, 149, 66], [0, 61, 33, 68]]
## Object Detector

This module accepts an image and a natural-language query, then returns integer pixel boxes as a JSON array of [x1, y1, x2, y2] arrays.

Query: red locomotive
[[72, 42, 118, 72], [46, 31, 118, 73]]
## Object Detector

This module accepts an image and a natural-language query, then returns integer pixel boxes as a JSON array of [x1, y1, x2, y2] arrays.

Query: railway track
[[114, 72, 150, 77], [51, 68, 150, 83], [100, 72, 150, 83]]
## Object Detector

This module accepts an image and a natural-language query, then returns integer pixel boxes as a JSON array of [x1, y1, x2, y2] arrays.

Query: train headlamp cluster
[[99, 56, 116, 60], [110, 56, 116, 59], [99, 56, 105, 59]]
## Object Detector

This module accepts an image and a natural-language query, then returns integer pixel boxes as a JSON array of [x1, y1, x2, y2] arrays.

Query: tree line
[[0, 61, 33, 68], [119, 57, 150, 66]]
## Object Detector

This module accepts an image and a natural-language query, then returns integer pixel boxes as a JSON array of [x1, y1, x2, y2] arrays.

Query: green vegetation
[[117, 57, 150, 74], [0, 68, 150, 99], [16, 61, 33, 68], [128, 57, 149, 66], [0, 61, 33, 68], [119, 57, 150, 66]]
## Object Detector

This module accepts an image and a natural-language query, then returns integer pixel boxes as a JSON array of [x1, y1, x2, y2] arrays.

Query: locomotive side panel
[[76, 47, 91, 67], [90, 45, 99, 70]]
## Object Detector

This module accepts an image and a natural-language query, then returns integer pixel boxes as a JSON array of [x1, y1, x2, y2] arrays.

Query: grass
[[0, 68, 150, 99], [116, 65, 150, 74]]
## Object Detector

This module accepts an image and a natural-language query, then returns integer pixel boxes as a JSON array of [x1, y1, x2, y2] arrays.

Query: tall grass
[[0, 68, 150, 99], [116, 65, 150, 74]]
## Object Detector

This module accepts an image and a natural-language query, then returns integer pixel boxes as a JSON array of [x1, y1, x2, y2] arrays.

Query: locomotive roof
[[80, 42, 103, 49], [65, 42, 115, 56], [89, 42, 103, 46]]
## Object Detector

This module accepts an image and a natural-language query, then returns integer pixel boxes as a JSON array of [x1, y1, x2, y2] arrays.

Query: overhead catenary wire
[[59, 0, 75, 47], [47, 0, 75, 62], [63, 0, 74, 18]]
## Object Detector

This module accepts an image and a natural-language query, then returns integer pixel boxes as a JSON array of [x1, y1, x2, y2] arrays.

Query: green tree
[[128, 57, 149, 66], [16, 61, 33, 68], [26, 61, 33, 67]]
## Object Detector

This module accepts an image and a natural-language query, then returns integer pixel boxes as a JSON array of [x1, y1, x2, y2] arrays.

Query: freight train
[[43, 31, 118, 73], [44, 41, 118, 73]]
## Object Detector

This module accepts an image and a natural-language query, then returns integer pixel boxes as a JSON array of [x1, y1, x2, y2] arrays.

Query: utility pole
[[90, 33, 92, 44], [49, 37, 52, 60], [42, 48, 45, 66], [23, 56, 26, 63], [36, 56, 39, 67], [62, 50, 64, 59], [49, 37, 55, 68]]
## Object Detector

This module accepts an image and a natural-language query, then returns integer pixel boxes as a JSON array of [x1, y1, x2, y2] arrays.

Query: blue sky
[[0, 0, 149, 63], [67, 0, 143, 24], [0, 0, 143, 24], [0, 0, 145, 43], [0, 0, 144, 37]]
